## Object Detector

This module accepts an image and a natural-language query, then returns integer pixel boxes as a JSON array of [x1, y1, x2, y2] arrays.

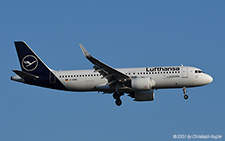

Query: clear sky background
[[0, 0, 224, 140]]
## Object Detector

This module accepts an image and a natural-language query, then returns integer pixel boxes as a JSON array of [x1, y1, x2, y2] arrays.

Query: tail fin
[[14, 41, 51, 75]]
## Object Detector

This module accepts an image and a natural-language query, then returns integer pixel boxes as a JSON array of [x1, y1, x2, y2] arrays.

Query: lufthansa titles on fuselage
[[146, 67, 180, 72]]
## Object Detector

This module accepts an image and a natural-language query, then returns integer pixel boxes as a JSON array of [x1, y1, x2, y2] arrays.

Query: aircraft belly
[[154, 76, 190, 88], [62, 78, 108, 91], [154, 76, 198, 89]]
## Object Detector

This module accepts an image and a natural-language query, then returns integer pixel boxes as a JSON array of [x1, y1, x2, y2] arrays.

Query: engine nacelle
[[131, 77, 156, 91], [134, 89, 154, 101]]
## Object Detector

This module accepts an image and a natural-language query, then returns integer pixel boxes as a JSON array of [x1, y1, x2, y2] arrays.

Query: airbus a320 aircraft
[[11, 41, 213, 106]]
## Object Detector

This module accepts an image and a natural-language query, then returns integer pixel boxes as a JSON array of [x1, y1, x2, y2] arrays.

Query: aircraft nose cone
[[206, 75, 213, 84]]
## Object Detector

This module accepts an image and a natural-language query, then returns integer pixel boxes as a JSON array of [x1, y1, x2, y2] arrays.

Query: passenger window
[[195, 70, 203, 73]]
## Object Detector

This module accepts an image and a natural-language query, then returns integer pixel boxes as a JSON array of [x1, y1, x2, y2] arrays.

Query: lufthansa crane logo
[[22, 55, 38, 71]]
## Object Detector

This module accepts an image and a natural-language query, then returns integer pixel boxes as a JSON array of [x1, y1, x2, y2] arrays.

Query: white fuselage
[[53, 66, 213, 92]]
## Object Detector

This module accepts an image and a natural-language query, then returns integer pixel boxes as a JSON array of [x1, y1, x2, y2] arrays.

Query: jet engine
[[131, 77, 156, 91], [133, 89, 155, 101]]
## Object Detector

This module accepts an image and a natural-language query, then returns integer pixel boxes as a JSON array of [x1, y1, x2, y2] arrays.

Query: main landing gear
[[183, 87, 188, 100], [113, 92, 123, 106]]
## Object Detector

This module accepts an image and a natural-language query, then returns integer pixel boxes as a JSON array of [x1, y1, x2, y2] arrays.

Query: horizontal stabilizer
[[12, 70, 39, 79]]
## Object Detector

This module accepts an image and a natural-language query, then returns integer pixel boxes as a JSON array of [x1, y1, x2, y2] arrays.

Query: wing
[[79, 44, 130, 85]]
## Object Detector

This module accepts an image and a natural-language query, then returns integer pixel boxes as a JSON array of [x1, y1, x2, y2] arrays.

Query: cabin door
[[182, 66, 188, 78], [49, 72, 56, 83]]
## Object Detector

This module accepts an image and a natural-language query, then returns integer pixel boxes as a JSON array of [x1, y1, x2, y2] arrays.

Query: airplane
[[11, 41, 213, 106]]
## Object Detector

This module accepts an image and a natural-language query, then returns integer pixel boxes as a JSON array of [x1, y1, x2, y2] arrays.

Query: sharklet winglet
[[79, 43, 91, 58]]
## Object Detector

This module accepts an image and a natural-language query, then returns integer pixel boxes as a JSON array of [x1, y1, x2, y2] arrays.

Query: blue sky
[[0, 0, 224, 140]]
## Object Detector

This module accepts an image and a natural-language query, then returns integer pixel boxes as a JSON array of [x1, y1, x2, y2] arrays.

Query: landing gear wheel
[[113, 93, 120, 99], [184, 94, 188, 100], [115, 99, 122, 106], [183, 87, 188, 100]]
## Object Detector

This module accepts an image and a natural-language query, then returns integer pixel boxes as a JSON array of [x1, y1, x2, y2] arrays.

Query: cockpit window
[[195, 70, 203, 73]]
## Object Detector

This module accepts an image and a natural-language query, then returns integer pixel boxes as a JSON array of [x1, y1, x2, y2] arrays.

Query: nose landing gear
[[183, 87, 188, 100], [113, 92, 123, 106]]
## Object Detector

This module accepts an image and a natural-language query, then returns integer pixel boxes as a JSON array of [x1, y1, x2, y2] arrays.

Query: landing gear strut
[[113, 92, 123, 106], [183, 87, 188, 100]]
